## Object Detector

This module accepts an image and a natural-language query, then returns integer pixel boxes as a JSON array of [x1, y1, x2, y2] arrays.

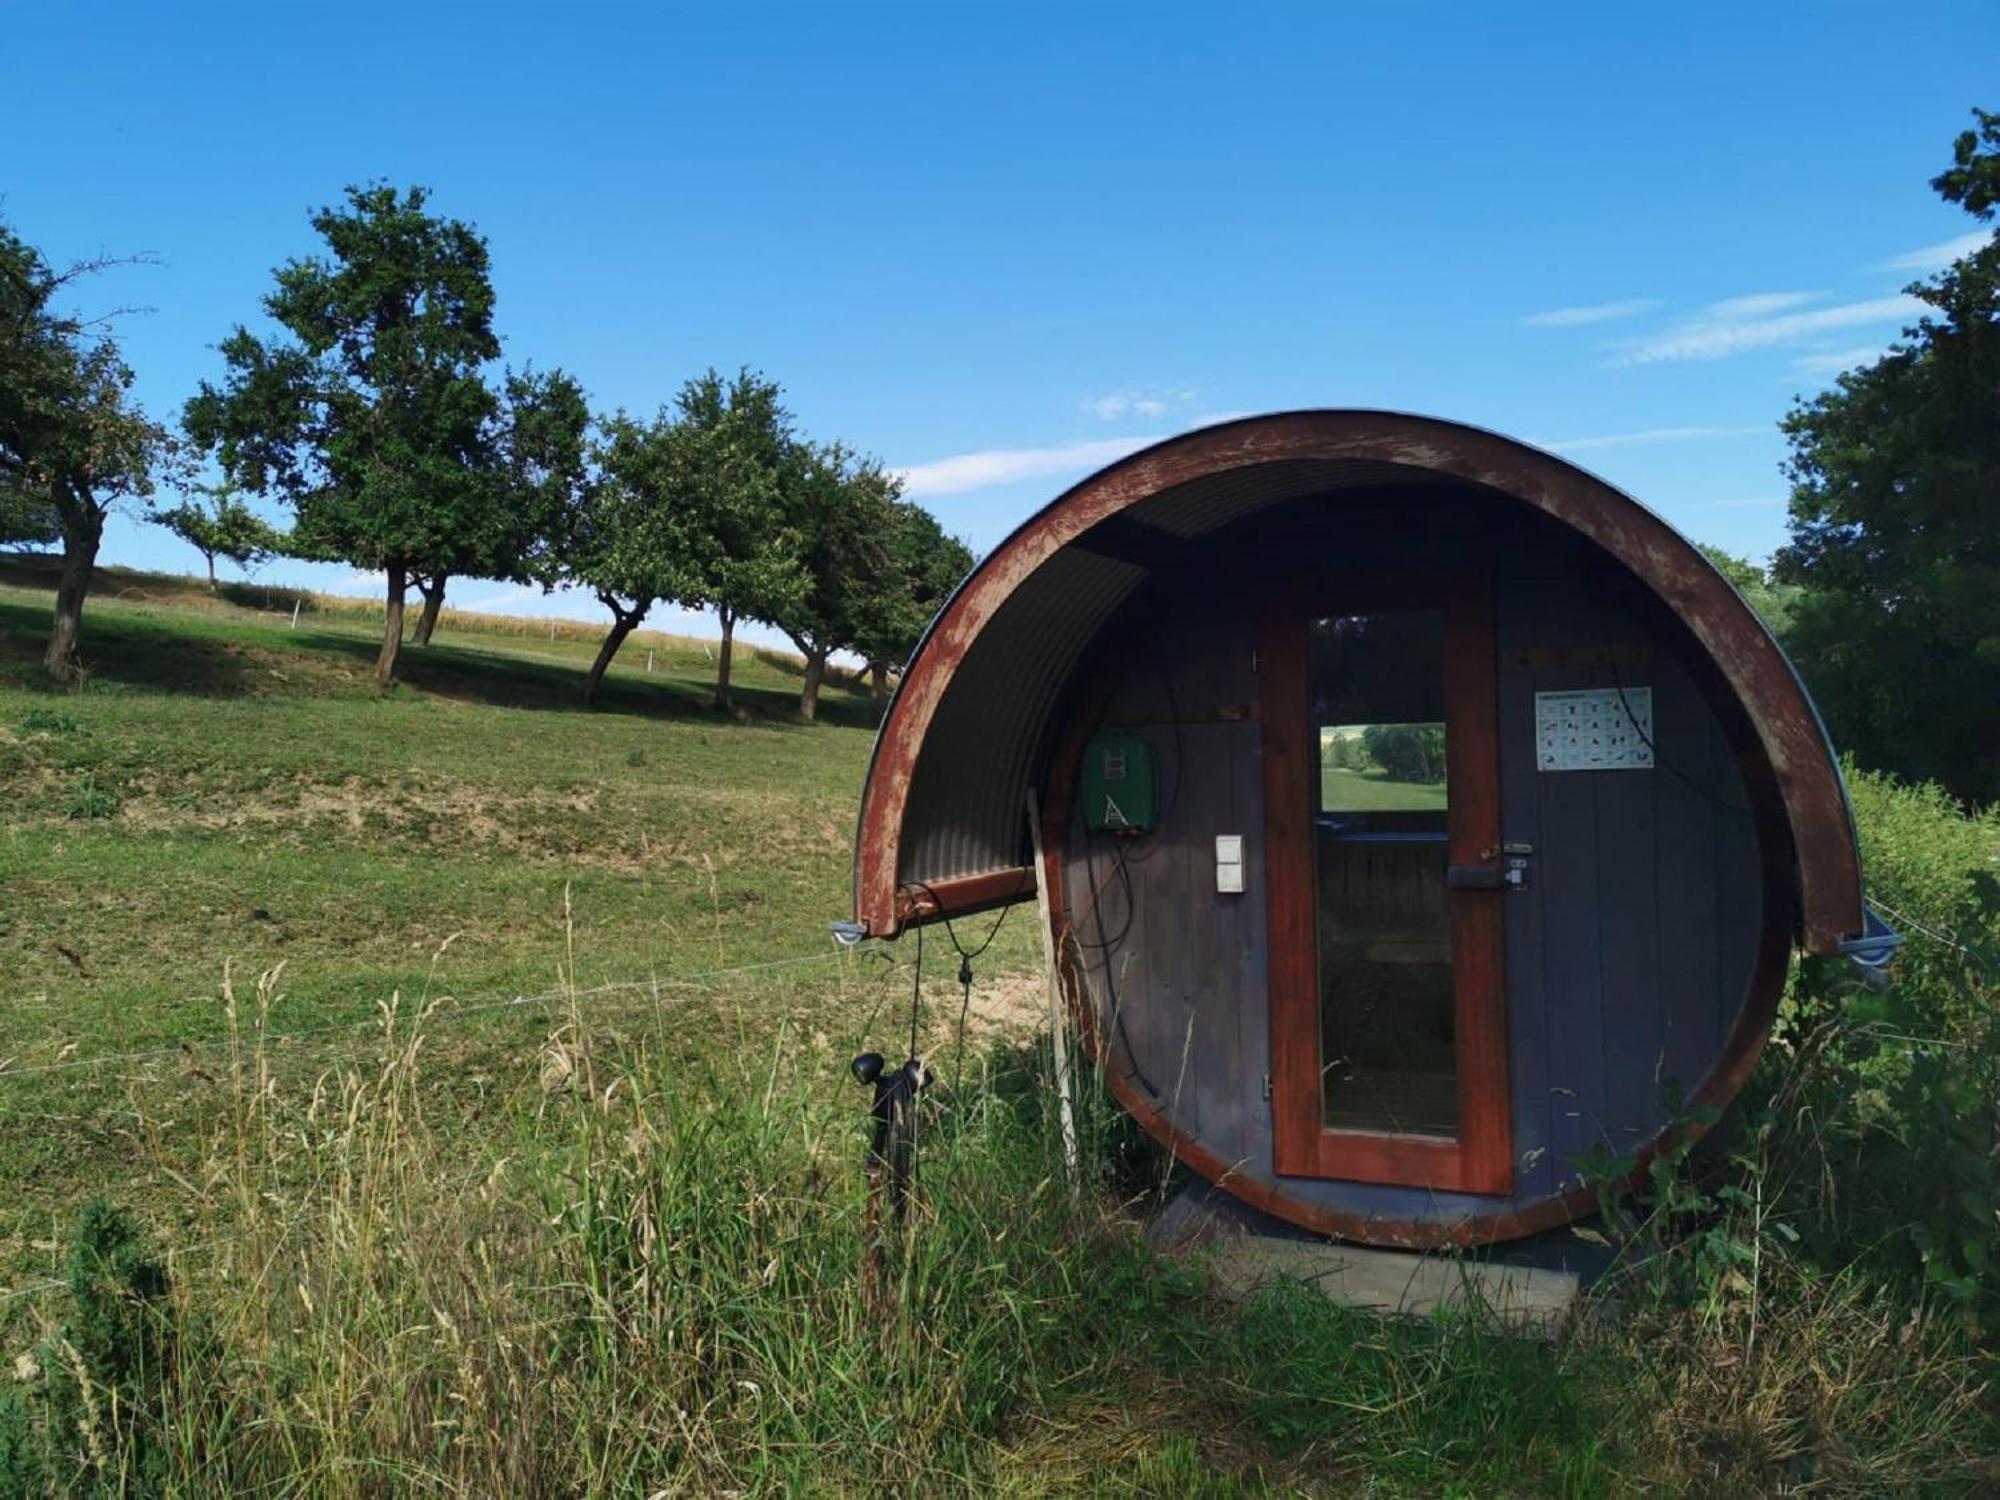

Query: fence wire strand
[[0, 947, 856, 1085]]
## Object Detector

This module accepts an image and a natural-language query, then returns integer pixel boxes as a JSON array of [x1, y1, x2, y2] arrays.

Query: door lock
[[1467, 843, 1534, 892]]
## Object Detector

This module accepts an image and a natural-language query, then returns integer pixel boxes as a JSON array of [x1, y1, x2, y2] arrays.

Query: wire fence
[[0, 947, 864, 1087]]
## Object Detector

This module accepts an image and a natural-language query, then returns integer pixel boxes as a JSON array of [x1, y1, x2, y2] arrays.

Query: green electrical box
[[1080, 731, 1158, 835]]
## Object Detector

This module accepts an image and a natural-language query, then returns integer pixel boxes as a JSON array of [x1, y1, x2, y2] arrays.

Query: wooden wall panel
[[1494, 552, 1556, 1202], [1051, 519, 1772, 1232]]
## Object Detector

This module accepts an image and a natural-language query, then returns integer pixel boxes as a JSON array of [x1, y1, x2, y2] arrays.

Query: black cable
[[1599, 623, 1753, 820], [1071, 836, 1136, 953], [907, 917, 924, 1062], [901, 882, 1014, 1098], [1084, 836, 1162, 1099]]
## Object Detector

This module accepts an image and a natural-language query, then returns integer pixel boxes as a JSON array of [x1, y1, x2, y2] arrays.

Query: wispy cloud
[[1520, 298, 1661, 328], [1613, 294, 1921, 364], [1877, 229, 1989, 273], [1085, 387, 1198, 421], [1695, 291, 1817, 320], [1789, 345, 1886, 377], [1542, 425, 1767, 454], [897, 435, 1161, 497]]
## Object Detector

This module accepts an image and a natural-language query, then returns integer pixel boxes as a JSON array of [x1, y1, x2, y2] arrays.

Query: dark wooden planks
[[1494, 550, 1556, 1201], [1653, 647, 1726, 1103]]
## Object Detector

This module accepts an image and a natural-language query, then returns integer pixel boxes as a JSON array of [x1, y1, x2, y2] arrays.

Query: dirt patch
[[911, 968, 1050, 1055], [100, 771, 849, 875]]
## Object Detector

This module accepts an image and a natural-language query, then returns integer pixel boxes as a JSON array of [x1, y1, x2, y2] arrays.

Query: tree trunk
[[799, 645, 828, 722], [585, 601, 648, 704], [411, 574, 447, 646], [205, 552, 217, 590], [376, 561, 407, 685], [44, 502, 103, 683], [870, 661, 890, 705], [715, 606, 735, 710]]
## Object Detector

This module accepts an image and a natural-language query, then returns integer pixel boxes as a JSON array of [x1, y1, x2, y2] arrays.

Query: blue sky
[[6, 2, 1995, 645]]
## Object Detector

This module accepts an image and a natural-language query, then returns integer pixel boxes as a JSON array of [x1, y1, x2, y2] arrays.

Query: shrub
[[0, 1201, 221, 1498], [62, 772, 119, 820], [1778, 768, 1999, 1321]]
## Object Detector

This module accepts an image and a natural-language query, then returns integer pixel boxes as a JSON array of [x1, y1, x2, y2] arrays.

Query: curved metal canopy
[[854, 410, 1864, 953]]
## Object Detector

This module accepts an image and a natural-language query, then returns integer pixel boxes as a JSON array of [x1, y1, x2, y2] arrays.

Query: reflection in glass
[[1311, 613, 1456, 1137]]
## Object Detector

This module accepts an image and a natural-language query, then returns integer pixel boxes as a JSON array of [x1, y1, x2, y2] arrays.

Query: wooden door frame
[[1259, 570, 1513, 1195]]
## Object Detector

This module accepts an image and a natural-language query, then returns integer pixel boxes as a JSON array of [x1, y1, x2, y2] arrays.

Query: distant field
[[1319, 764, 1448, 811]]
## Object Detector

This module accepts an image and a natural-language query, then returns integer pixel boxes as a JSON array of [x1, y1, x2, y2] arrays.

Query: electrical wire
[[1592, 584, 1755, 819], [0, 950, 846, 1087], [897, 882, 1014, 1097]]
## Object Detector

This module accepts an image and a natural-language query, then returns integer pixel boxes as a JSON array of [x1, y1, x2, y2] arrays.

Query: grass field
[[1318, 765, 1448, 813], [1, 561, 1993, 1495]]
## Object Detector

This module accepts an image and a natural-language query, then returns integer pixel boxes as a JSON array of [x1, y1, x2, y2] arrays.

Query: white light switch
[[1215, 834, 1244, 894]]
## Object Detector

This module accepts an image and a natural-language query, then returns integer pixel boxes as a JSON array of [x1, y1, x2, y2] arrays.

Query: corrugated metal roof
[[897, 545, 1145, 883], [1126, 457, 1431, 537]]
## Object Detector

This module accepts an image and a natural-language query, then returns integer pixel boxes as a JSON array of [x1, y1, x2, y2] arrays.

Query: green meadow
[[0, 567, 1992, 1496]]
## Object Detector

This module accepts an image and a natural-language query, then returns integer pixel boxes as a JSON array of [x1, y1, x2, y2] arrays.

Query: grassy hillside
[[0, 565, 1992, 1495]]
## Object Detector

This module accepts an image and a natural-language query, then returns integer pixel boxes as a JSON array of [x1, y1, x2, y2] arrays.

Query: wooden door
[[1259, 572, 1512, 1194]]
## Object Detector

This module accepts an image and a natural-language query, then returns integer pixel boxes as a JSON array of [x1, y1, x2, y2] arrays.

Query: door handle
[[1445, 864, 1504, 890]]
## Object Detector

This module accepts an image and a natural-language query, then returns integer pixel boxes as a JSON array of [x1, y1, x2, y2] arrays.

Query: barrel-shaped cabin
[[852, 411, 1872, 1247]]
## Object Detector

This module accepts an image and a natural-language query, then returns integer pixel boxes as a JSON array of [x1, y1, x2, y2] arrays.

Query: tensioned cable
[[0, 949, 849, 1085]]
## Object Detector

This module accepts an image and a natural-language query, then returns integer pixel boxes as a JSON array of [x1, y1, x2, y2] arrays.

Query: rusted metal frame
[[1260, 570, 1512, 1196], [892, 866, 1038, 929], [853, 411, 1860, 948]]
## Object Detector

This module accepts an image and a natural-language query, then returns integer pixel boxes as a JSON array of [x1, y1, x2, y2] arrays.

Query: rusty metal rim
[[855, 409, 1863, 951]]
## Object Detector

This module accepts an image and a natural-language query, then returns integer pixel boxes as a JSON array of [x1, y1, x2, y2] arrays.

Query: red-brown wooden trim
[[1257, 604, 1319, 1174], [1259, 574, 1511, 1196], [854, 411, 1861, 950], [893, 866, 1037, 927]]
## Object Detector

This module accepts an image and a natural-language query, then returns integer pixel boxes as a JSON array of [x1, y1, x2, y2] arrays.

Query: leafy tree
[[408, 366, 593, 647], [769, 440, 898, 721], [152, 482, 284, 587], [1361, 722, 1446, 785], [1776, 109, 2000, 806], [0, 219, 176, 680], [560, 407, 695, 703], [184, 184, 505, 685], [667, 368, 806, 709], [0, 480, 59, 548], [1697, 543, 1800, 640], [850, 498, 973, 706]]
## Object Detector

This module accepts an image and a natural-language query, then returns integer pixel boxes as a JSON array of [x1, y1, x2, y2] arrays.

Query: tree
[[1775, 109, 2000, 806], [1697, 543, 1800, 640], [152, 482, 283, 588], [560, 408, 694, 704], [408, 366, 592, 647], [0, 480, 59, 548], [0, 219, 175, 680], [667, 369, 806, 709], [1361, 723, 1446, 785], [850, 498, 973, 707], [769, 441, 898, 721], [184, 184, 504, 685]]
